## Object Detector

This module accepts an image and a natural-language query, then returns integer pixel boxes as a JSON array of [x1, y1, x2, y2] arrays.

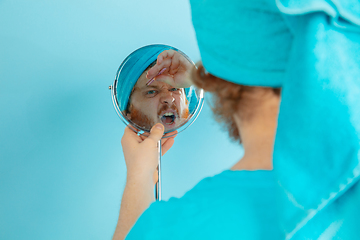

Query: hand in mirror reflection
[[146, 49, 193, 88]]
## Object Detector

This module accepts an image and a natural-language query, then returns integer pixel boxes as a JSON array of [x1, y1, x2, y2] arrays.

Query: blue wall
[[0, 0, 243, 239]]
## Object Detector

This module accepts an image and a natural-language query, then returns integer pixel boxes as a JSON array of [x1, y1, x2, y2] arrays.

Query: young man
[[113, 51, 281, 240]]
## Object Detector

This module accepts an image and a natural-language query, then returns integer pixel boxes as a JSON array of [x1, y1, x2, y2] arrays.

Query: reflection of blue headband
[[116, 45, 173, 111]]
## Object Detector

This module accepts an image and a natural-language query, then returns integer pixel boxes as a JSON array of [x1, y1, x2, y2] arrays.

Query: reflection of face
[[127, 71, 189, 131]]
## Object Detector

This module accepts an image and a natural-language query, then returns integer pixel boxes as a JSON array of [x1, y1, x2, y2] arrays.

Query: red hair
[[192, 63, 280, 142]]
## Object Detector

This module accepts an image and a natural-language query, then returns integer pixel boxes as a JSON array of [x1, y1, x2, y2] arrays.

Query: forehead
[[134, 71, 149, 90], [133, 70, 177, 91]]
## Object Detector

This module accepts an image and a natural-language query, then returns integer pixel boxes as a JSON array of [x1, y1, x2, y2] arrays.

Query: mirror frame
[[110, 44, 204, 138]]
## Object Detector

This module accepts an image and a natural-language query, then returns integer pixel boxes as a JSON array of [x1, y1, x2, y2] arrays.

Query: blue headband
[[116, 45, 173, 111]]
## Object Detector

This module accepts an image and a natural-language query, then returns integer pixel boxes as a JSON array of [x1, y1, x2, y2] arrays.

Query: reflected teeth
[[164, 112, 174, 116]]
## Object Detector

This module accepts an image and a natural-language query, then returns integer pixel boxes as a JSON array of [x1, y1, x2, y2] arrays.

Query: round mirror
[[111, 44, 204, 137]]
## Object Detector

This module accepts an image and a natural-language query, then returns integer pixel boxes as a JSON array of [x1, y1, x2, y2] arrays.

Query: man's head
[[126, 66, 189, 132], [192, 63, 280, 143], [117, 45, 174, 112]]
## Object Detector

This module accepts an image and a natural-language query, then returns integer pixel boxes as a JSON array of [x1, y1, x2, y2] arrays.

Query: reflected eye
[[145, 90, 157, 97], [170, 88, 181, 95]]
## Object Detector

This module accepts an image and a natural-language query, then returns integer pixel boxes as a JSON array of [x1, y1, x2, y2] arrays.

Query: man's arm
[[112, 124, 175, 240], [113, 173, 154, 240]]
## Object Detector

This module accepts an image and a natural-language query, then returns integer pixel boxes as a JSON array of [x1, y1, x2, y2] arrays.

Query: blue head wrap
[[190, 0, 292, 87], [191, 0, 360, 238], [116, 45, 172, 111]]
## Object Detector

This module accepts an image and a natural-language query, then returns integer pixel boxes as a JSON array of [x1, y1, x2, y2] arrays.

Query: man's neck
[[231, 104, 278, 171], [231, 134, 274, 170]]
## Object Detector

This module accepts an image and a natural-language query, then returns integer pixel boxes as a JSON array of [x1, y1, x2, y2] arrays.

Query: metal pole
[[155, 140, 162, 201]]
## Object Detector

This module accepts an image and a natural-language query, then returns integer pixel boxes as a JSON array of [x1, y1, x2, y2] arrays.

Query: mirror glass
[[111, 44, 204, 137]]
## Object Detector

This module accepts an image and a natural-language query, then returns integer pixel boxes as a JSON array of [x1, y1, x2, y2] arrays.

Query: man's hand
[[113, 124, 177, 240], [121, 124, 177, 184], [146, 50, 194, 88]]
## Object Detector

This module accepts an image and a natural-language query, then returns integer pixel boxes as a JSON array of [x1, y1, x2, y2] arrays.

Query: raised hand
[[146, 49, 194, 88]]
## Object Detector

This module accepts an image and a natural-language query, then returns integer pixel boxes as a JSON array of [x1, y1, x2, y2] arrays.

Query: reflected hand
[[121, 124, 177, 185], [146, 50, 193, 88]]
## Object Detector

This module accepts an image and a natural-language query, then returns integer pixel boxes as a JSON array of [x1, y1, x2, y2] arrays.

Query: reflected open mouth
[[161, 112, 176, 125]]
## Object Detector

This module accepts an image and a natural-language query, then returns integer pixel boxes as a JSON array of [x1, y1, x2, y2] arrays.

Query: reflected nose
[[160, 90, 175, 105]]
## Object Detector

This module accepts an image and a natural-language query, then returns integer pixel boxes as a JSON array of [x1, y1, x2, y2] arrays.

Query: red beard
[[128, 103, 190, 130], [128, 107, 153, 130]]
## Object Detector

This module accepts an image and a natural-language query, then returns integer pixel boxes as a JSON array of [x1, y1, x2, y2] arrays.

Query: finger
[[169, 53, 181, 75], [159, 133, 176, 147], [160, 136, 174, 147], [161, 137, 175, 155], [143, 123, 164, 146], [121, 126, 142, 149], [139, 128, 170, 142], [147, 59, 172, 80], [157, 50, 176, 64], [124, 125, 141, 141], [160, 130, 178, 155], [164, 130, 178, 138], [139, 134, 146, 141], [153, 74, 176, 87]]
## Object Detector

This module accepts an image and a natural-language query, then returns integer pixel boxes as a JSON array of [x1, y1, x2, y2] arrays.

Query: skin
[[113, 124, 177, 240], [113, 50, 194, 240], [146, 49, 193, 89], [113, 50, 281, 239], [127, 69, 189, 132], [230, 88, 280, 170]]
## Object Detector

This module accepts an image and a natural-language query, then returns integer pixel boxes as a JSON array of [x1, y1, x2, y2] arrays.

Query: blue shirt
[[127, 170, 282, 239]]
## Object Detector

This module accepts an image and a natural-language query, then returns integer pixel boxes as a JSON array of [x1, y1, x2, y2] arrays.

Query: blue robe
[[190, 0, 360, 238], [127, 170, 282, 239]]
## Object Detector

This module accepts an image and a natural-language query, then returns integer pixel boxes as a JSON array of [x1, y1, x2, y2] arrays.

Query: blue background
[[0, 0, 243, 239]]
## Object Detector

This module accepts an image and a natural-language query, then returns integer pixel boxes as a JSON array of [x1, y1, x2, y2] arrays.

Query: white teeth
[[164, 112, 174, 116]]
